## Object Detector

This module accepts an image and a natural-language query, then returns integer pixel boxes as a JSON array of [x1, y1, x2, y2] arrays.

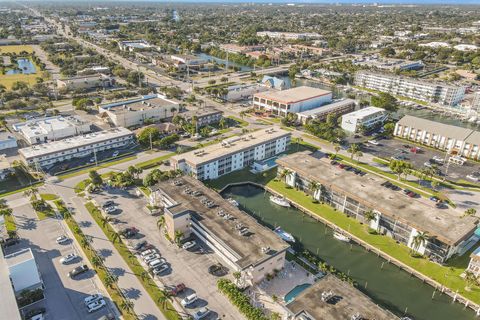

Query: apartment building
[[256, 31, 321, 40], [13, 115, 91, 145], [183, 107, 223, 128], [149, 176, 289, 285], [56, 74, 113, 91], [171, 128, 291, 180], [253, 86, 332, 117], [394, 115, 480, 160], [0, 131, 17, 150], [277, 152, 479, 263], [341, 107, 387, 133], [117, 40, 151, 52], [19, 128, 134, 169], [297, 99, 356, 124], [98, 94, 179, 128], [354, 71, 466, 106]]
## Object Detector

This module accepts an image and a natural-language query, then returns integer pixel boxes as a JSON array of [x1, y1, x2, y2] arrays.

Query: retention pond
[[222, 183, 476, 320]]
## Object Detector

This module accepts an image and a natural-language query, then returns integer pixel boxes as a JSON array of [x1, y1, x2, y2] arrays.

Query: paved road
[[44, 181, 166, 320], [5, 194, 114, 320]]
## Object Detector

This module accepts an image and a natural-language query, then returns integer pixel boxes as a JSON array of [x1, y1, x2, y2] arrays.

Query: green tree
[[308, 181, 320, 200], [383, 122, 395, 136], [174, 230, 183, 246], [347, 143, 359, 160], [137, 127, 160, 147], [463, 208, 477, 218], [464, 271, 479, 290], [371, 92, 398, 112], [411, 232, 429, 255], [389, 160, 413, 180], [89, 170, 103, 186], [279, 169, 292, 185]]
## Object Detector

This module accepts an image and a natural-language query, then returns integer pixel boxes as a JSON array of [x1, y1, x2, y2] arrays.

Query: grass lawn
[[5, 214, 16, 232], [74, 179, 90, 194], [0, 45, 41, 89], [266, 179, 480, 304], [135, 153, 174, 170], [40, 193, 58, 201], [0, 45, 34, 54], [138, 186, 151, 197], [53, 201, 136, 320], [58, 155, 137, 180], [226, 115, 248, 127], [84, 202, 181, 320], [0, 166, 40, 197]]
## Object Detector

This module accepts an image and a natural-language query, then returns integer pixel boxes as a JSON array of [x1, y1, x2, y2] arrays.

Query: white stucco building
[[0, 131, 17, 150], [98, 94, 179, 128], [13, 116, 91, 145], [341, 107, 388, 133], [253, 86, 332, 117], [171, 127, 291, 180]]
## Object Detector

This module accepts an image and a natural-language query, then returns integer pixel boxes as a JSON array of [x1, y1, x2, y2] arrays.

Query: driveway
[[5, 195, 114, 320], [91, 188, 244, 320]]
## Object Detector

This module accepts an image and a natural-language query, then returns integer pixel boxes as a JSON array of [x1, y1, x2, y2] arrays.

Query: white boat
[[333, 231, 351, 243], [270, 195, 290, 207], [274, 227, 295, 243], [227, 198, 239, 207]]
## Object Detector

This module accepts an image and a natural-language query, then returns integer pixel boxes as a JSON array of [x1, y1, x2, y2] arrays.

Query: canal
[[222, 184, 476, 320]]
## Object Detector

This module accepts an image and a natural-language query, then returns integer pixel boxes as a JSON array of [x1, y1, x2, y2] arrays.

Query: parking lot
[[361, 137, 480, 183], [6, 197, 114, 320], [91, 187, 243, 320]]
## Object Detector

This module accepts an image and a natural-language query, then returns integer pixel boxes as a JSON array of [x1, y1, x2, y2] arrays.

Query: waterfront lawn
[[84, 202, 181, 320], [267, 179, 480, 304]]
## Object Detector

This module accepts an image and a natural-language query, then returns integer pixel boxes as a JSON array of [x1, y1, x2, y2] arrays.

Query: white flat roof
[[19, 127, 133, 160], [0, 251, 21, 320], [254, 86, 331, 104], [298, 99, 356, 117], [5, 248, 42, 293], [172, 127, 290, 166], [13, 116, 89, 138], [343, 106, 385, 119]]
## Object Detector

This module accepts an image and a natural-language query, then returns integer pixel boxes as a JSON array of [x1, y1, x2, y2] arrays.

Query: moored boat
[[274, 227, 295, 243], [227, 198, 239, 207], [333, 231, 351, 243], [270, 195, 290, 207]]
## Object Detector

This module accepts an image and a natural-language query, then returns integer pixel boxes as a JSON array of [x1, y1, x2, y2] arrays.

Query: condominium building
[[19, 128, 134, 169], [98, 94, 179, 128], [171, 128, 291, 180], [297, 99, 356, 124], [0, 131, 17, 150], [13, 115, 91, 145], [341, 107, 387, 133], [276, 152, 479, 263], [183, 107, 223, 128], [253, 86, 332, 117], [354, 71, 466, 106], [394, 115, 480, 160], [149, 176, 289, 285]]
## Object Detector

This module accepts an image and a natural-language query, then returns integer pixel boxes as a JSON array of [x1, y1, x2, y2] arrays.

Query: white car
[[104, 206, 117, 214], [60, 253, 77, 264], [148, 258, 166, 268], [87, 299, 106, 313], [140, 249, 156, 257], [367, 140, 379, 145], [182, 241, 196, 250], [112, 151, 119, 157], [56, 235, 69, 244], [144, 253, 161, 263], [152, 264, 169, 276], [466, 172, 480, 182], [84, 294, 103, 306], [181, 293, 198, 307], [193, 307, 211, 320]]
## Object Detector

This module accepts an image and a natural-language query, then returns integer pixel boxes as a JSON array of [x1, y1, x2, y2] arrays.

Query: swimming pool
[[284, 283, 311, 304]]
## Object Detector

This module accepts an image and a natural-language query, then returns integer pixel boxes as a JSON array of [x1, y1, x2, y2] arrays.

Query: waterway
[[222, 184, 477, 320]]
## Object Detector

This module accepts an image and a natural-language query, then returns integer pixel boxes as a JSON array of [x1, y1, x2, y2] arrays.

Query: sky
[[13, 0, 480, 3]]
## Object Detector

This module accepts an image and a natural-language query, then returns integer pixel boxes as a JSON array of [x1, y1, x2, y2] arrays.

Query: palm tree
[[0, 199, 8, 210], [91, 255, 103, 269], [464, 271, 478, 290], [120, 300, 134, 314], [347, 144, 359, 160], [174, 230, 183, 246], [104, 275, 114, 288], [140, 271, 149, 281], [334, 145, 340, 156], [308, 181, 320, 200], [364, 210, 376, 225], [411, 232, 429, 255], [218, 118, 227, 130], [279, 169, 292, 185], [111, 231, 121, 244], [101, 216, 112, 228], [80, 237, 90, 250], [295, 137, 303, 151], [232, 271, 241, 285], [157, 216, 165, 230], [158, 290, 173, 309], [24, 187, 39, 200], [463, 208, 477, 218], [355, 151, 363, 162]]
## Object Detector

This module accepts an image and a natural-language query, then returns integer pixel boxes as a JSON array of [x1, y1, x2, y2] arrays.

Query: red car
[[338, 164, 345, 169], [407, 191, 416, 198], [167, 283, 186, 296]]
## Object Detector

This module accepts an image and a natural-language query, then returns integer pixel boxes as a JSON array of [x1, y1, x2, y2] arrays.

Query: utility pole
[[149, 131, 153, 150]]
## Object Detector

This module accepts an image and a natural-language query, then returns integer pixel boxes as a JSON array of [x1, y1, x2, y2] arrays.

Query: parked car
[[140, 249, 156, 257], [68, 265, 89, 278], [403, 189, 412, 195], [104, 206, 117, 214], [367, 140, 379, 145], [121, 227, 139, 239], [466, 172, 480, 182], [167, 283, 186, 296], [152, 264, 169, 276], [407, 191, 417, 198], [112, 151, 119, 157], [148, 258, 166, 269], [133, 240, 147, 251], [182, 241, 196, 250], [56, 235, 69, 244], [208, 263, 227, 276], [181, 293, 198, 307], [60, 253, 78, 264], [102, 201, 114, 208], [423, 161, 432, 168], [84, 294, 103, 306], [193, 307, 211, 320], [144, 253, 161, 263], [429, 196, 440, 202], [87, 299, 106, 313]]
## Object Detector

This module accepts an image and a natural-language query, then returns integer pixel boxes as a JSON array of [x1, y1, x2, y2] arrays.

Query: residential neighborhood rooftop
[[297, 99, 356, 117], [277, 152, 478, 245], [99, 94, 178, 114]]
